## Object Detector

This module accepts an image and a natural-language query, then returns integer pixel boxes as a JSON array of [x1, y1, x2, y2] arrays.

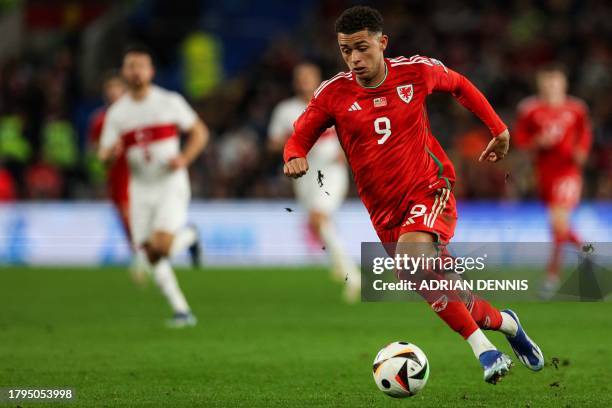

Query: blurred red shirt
[[89, 107, 129, 206], [0, 168, 16, 201], [514, 96, 592, 179]]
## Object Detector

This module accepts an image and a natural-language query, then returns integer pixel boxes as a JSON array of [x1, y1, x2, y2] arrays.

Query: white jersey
[[268, 97, 341, 165], [100, 85, 197, 243], [100, 85, 197, 186]]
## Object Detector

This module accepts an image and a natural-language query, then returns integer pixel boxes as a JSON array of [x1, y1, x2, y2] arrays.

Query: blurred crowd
[[0, 0, 610, 202]]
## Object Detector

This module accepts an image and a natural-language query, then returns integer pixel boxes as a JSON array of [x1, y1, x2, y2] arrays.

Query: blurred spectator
[[25, 160, 63, 199]]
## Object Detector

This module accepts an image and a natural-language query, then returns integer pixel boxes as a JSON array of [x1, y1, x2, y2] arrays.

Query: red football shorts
[[376, 186, 457, 244], [539, 173, 582, 209]]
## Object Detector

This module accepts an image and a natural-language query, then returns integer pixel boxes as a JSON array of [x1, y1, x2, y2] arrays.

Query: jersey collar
[[355, 60, 388, 90]]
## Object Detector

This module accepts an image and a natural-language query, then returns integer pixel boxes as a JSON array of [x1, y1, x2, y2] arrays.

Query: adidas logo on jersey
[[348, 102, 362, 111]]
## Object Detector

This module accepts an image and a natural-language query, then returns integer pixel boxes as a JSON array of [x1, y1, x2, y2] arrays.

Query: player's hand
[[111, 142, 124, 159], [573, 150, 588, 167], [99, 142, 123, 163], [168, 155, 188, 170], [283, 157, 309, 178], [479, 129, 510, 163]]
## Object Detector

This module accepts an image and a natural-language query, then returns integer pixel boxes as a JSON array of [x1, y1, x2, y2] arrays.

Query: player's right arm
[[97, 109, 122, 163], [283, 98, 334, 178]]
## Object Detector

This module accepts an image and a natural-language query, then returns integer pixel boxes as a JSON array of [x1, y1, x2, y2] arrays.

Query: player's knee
[[156, 244, 171, 258], [149, 234, 173, 258], [141, 242, 160, 264], [551, 218, 569, 238], [308, 212, 327, 235]]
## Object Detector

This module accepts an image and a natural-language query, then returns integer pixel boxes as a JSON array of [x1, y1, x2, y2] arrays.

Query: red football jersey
[[88, 107, 129, 206], [284, 55, 507, 231], [513, 96, 592, 179]]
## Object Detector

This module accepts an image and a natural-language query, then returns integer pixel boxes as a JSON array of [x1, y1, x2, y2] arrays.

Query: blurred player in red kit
[[89, 72, 130, 242], [514, 65, 592, 299], [284, 6, 544, 384]]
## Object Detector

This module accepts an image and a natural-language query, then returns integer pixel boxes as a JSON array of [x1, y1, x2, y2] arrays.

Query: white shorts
[[294, 161, 348, 214], [129, 173, 190, 246]]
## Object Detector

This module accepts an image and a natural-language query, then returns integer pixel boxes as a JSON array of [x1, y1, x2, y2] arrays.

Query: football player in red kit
[[514, 65, 592, 298], [284, 6, 544, 384], [89, 72, 130, 240]]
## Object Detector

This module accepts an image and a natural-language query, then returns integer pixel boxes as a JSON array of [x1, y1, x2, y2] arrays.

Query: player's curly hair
[[335, 6, 383, 34]]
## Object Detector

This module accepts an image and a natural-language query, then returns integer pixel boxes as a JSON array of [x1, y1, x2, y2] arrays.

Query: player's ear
[[379, 34, 388, 51]]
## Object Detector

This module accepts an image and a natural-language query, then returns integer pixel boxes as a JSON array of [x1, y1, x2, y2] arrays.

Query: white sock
[[466, 329, 497, 358], [169, 226, 197, 257], [319, 221, 360, 285], [499, 311, 519, 337], [152, 258, 190, 314], [131, 248, 151, 275]]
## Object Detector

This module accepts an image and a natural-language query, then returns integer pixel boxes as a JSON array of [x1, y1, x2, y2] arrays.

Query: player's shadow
[[554, 248, 611, 301]]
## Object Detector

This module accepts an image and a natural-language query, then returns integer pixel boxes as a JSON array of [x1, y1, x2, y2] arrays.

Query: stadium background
[[0, 0, 610, 265], [1, 2, 611, 407]]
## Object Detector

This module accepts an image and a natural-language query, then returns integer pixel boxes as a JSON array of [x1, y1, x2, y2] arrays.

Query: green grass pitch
[[1, 266, 611, 407]]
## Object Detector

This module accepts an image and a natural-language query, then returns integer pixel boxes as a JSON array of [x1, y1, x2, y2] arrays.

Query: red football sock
[[399, 268, 479, 339], [430, 298, 479, 339], [547, 232, 564, 280], [566, 229, 582, 248], [469, 296, 502, 330]]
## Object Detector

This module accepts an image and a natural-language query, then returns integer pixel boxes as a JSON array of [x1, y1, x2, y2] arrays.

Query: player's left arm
[[425, 60, 509, 162], [170, 119, 209, 170], [169, 94, 210, 170], [573, 104, 593, 167]]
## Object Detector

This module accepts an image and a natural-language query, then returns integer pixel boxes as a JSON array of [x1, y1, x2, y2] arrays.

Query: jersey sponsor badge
[[397, 85, 414, 104], [373, 97, 387, 108], [430, 58, 448, 73]]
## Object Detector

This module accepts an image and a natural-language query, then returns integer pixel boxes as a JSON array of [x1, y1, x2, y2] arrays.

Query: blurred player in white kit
[[99, 45, 209, 327], [268, 63, 360, 302]]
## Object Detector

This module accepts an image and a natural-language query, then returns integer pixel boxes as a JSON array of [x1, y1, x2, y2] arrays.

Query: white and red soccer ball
[[372, 341, 429, 398]]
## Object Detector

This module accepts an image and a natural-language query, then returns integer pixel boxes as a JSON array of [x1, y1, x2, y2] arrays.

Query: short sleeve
[[99, 109, 120, 151], [171, 93, 198, 131]]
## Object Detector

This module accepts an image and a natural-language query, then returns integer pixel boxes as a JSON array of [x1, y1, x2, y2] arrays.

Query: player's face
[[122, 53, 154, 90], [537, 71, 567, 100], [293, 65, 321, 98], [103, 78, 125, 104], [337, 30, 387, 82]]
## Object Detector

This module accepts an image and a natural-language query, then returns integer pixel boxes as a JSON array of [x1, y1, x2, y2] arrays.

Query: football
[[372, 341, 429, 398]]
